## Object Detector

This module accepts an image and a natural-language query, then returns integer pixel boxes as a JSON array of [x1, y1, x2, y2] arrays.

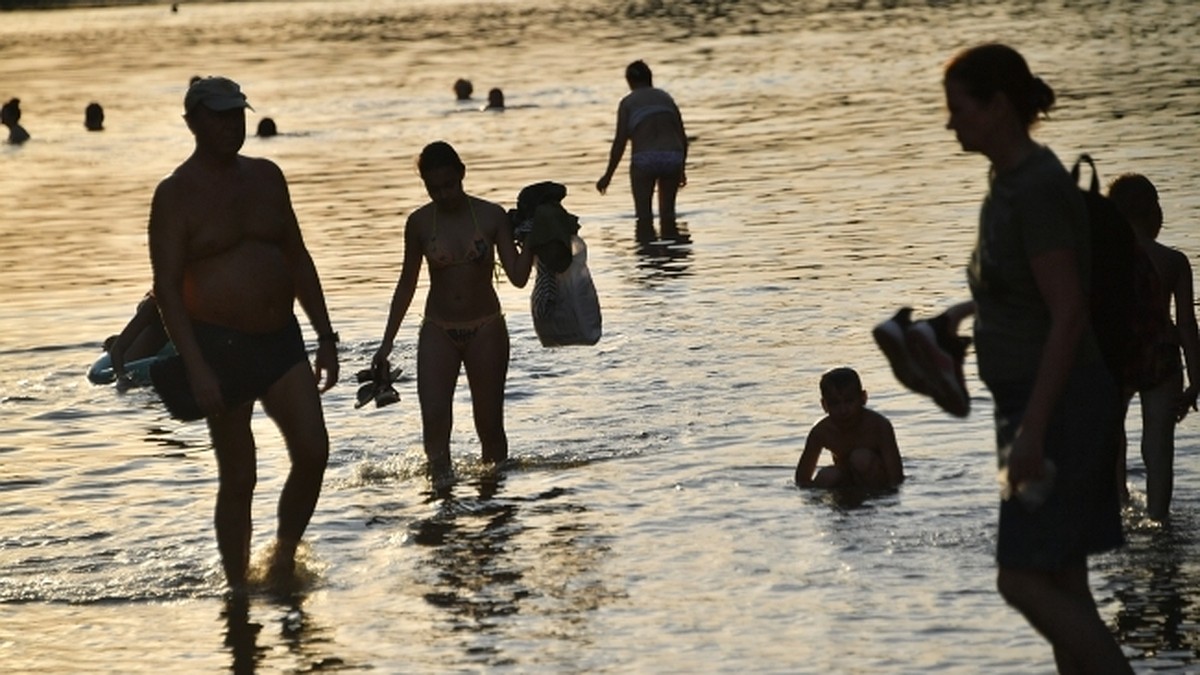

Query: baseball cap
[[184, 76, 254, 113]]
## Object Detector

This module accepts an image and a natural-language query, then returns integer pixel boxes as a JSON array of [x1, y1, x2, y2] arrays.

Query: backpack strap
[[1070, 153, 1101, 195]]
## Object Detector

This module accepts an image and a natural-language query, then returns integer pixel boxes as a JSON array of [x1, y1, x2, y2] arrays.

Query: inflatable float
[[86, 344, 176, 387]]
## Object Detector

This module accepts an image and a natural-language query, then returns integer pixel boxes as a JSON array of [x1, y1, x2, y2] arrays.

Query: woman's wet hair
[[944, 43, 1055, 128], [418, 140, 465, 177], [625, 60, 653, 87]]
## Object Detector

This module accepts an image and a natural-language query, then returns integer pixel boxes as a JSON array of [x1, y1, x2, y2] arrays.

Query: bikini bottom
[[631, 150, 685, 177], [424, 313, 503, 353]]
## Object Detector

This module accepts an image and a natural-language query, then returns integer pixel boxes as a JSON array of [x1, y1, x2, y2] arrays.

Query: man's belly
[[184, 241, 295, 333]]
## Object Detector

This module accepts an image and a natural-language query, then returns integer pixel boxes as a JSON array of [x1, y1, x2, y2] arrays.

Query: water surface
[[2, 0, 1200, 672]]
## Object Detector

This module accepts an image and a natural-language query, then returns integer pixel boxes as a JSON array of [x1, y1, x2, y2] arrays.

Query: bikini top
[[427, 200, 489, 269]]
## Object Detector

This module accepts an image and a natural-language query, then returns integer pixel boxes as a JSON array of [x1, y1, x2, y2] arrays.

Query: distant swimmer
[[596, 60, 689, 242], [485, 87, 505, 110], [794, 367, 905, 491], [2, 98, 30, 144], [454, 78, 474, 101], [85, 102, 105, 131], [256, 117, 277, 138]]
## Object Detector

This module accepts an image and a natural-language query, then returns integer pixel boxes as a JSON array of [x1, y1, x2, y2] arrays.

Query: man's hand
[[314, 341, 339, 392], [189, 362, 225, 418]]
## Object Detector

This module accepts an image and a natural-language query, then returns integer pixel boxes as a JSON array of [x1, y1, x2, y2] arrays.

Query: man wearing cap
[[147, 76, 338, 592]]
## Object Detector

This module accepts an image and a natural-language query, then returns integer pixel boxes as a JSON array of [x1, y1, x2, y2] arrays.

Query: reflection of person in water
[[634, 237, 693, 279], [1109, 528, 1192, 670], [596, 60, 689, 243], [407, 474, 614, 657], [221, 592, 348, 673]]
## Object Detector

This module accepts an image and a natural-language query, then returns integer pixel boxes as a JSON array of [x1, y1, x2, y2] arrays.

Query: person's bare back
[[620, 87, 686, 154]]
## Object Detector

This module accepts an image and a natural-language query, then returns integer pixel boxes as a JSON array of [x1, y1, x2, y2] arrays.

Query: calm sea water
[[2, 0, 1200, 672]]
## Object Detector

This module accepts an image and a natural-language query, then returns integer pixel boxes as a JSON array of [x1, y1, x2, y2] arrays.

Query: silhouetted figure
[[371, 141, 534, 485], [937, 43, 1130, 672], [2, 98, 30, 144], [794, 367, 905, 491], [596, 60, 689, 242], [485, 88, 505, 110], [454, 78, 474, 101], [85, 102, 105, 131], [256, 117, 277, 138], [1109, 172, 1200, 522], [148, 75, 337, 593]]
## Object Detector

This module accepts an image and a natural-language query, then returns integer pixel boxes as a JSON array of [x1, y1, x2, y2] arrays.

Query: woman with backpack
[[936, 44, 1131, 672]]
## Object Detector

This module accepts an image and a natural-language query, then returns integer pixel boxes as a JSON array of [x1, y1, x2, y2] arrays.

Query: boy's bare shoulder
[[861, 407, 897, 434], [807, 415, 838, 441], [863, 407, 894, 423], [809, 414, 837, 431]]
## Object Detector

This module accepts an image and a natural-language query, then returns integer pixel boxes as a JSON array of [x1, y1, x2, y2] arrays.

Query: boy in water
[[795, 367, 905, 490]]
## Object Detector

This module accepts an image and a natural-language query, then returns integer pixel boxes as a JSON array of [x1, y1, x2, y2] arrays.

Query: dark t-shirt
[[968, 145, 1101, 386]]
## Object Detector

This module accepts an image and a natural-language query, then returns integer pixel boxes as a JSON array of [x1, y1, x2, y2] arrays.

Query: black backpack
[[1073, 154, 1171, 392]]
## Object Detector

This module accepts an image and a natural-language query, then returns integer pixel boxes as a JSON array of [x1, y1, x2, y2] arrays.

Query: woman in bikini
[[373, 141, 534, 482]]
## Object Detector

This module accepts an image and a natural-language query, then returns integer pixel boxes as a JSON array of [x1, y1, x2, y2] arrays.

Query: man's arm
[[673, 101, 688, 187], [148, 176, 225, 416], [272, 165, 338, 392], [109, 294, 159, 375]]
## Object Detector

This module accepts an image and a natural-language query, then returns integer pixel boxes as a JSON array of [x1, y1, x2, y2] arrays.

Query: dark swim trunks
[[150, 316, 307, 421]]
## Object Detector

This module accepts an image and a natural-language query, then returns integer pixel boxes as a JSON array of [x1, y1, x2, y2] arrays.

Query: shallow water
[[2, 0, 1200, 672]]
